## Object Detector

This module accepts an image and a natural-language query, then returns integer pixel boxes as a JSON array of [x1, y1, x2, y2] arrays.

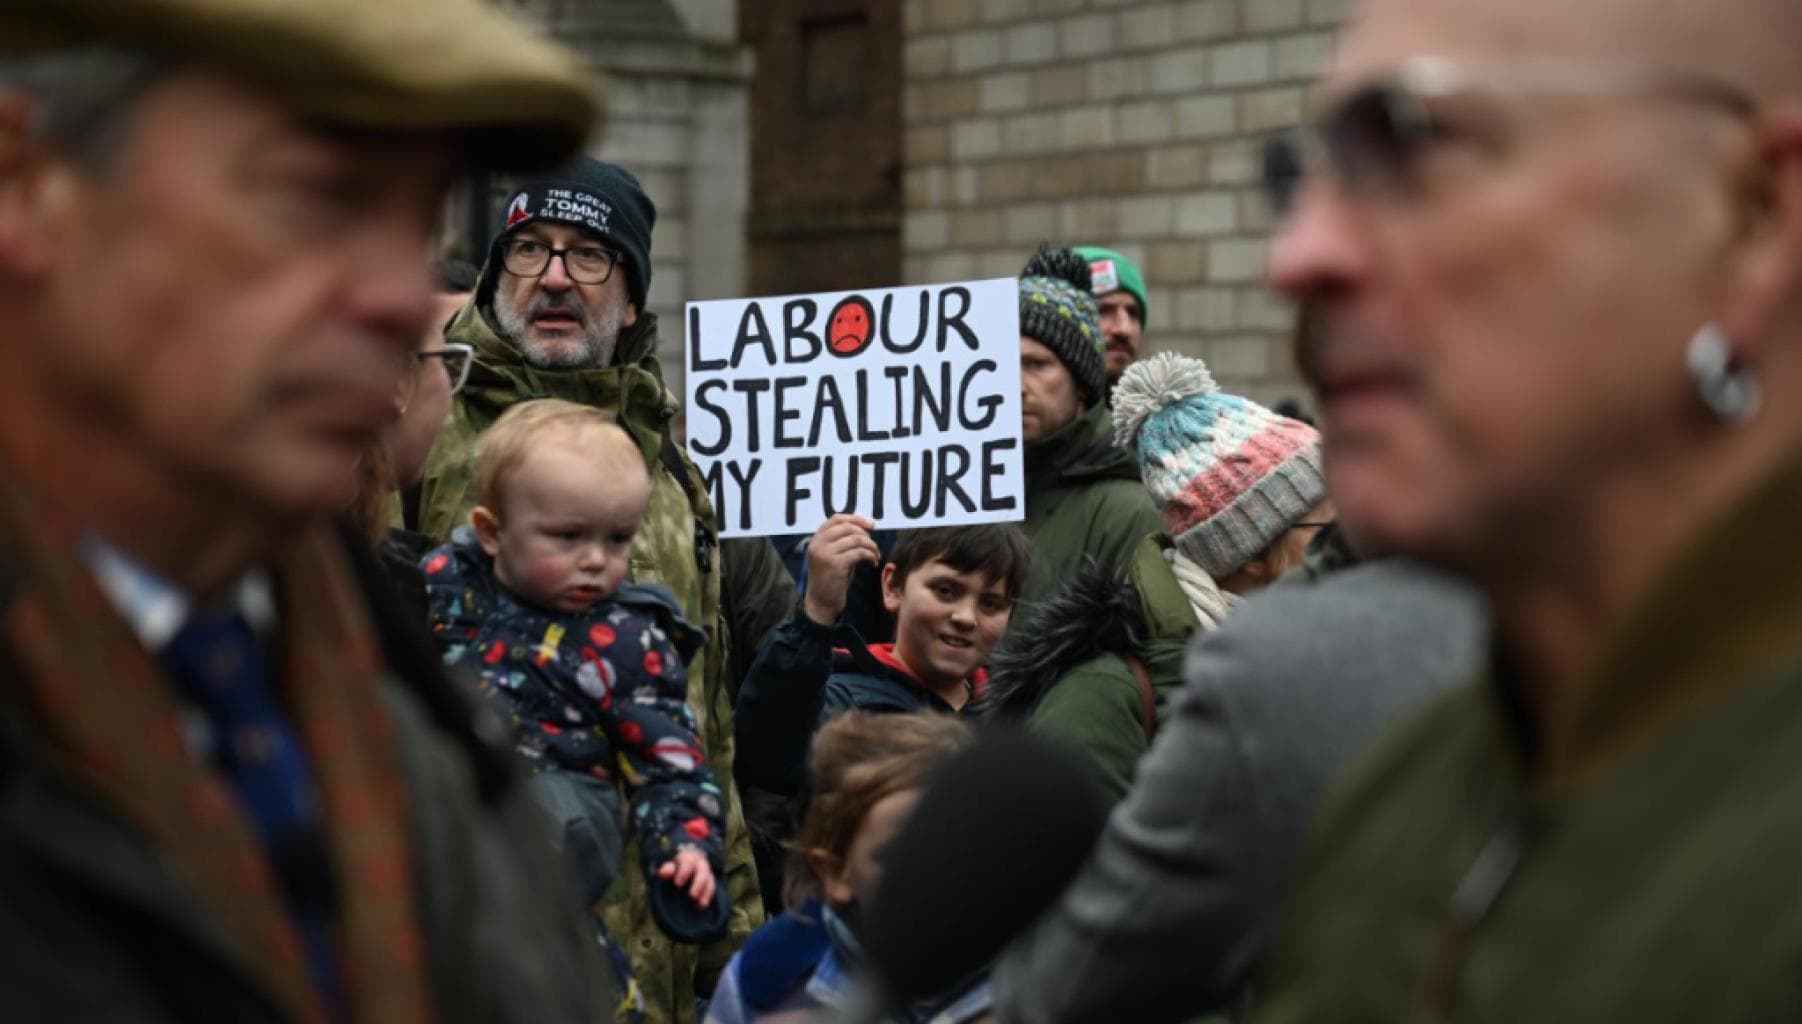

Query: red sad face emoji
[[827, 296, 876, 357]]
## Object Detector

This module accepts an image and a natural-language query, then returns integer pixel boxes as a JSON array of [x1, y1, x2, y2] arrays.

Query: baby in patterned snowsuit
[[422, 399, 728, 962]]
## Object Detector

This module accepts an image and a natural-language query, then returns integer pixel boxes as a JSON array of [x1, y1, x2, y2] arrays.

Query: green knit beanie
[[1074, 246, 1149, 325]]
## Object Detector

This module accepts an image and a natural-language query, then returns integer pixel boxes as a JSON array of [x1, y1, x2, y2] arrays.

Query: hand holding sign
[[802, 515, 881, 627]]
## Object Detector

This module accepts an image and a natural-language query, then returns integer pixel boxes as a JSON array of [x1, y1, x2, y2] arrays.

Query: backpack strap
[[658, 421, 716, 576], [1122, 653, 1156, 741]]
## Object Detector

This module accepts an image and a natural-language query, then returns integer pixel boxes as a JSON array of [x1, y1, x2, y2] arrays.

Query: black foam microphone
[[853, 727, 1111, 1016]]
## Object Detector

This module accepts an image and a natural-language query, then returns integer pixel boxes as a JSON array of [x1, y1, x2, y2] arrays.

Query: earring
[[1685, 323, 1762, 425]]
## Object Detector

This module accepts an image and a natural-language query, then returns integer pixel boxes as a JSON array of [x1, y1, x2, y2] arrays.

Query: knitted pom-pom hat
[[1018, 245, 1107, 407], [1113, 352, 1326, 577]]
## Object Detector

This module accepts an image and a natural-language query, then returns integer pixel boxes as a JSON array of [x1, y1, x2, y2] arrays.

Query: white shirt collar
[[78, 536, 276, 649]]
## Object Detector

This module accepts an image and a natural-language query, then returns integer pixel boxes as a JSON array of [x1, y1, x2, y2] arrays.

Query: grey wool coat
[[990, 560, 1487, 1024]]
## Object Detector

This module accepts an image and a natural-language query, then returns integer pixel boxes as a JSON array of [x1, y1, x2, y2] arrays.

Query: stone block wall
[[589, 63, 753, 380], [900, 0, 1347, 403]]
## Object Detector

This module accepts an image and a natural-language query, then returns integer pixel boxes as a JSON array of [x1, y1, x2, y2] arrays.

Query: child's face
[[881, 557, 1012, 690], [476, 441, 650, 614], [818, 787, 922, 909]]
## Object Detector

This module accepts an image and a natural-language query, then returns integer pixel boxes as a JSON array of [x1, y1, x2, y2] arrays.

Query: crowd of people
[[6, 0, 1802, 1023]]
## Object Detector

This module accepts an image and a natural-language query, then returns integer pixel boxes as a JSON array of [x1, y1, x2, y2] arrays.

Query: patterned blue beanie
[[1018, 245, 1106, 406], [1114, 352, 1326, 576]]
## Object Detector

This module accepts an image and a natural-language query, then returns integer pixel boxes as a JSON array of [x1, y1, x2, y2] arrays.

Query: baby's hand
[[657, 848, 716, 908]]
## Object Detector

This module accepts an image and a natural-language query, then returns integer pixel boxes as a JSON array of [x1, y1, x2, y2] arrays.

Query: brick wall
[[900, 0, 1346, 404]]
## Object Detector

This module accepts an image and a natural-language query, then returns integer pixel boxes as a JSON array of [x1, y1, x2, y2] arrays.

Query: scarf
[[0, 488, 432, 1024], [1167, 547, 1240, 632]]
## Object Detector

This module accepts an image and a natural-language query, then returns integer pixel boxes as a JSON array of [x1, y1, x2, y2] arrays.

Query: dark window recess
[[797, 15, 868, 116]]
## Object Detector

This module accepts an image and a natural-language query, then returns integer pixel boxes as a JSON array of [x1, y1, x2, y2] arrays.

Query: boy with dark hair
[[731, 515, 1028, 909], [739, 517, 1029, 766]]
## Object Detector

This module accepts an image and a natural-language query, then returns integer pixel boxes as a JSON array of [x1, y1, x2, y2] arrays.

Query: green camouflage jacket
[[418, 298, 768, 1024]]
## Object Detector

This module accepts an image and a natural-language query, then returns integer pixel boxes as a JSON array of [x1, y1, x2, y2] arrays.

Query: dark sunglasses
[[1260, 56, 1757, 219]]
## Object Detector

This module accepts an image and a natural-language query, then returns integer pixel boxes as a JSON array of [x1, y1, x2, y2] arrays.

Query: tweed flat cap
[[0, 0, 600, 171]]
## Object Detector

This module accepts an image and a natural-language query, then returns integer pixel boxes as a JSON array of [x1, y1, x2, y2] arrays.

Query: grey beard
[[494, 290, 623, 370]]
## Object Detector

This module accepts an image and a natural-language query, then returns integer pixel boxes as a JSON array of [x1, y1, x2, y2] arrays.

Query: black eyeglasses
[[1260, 56, 1758, 218], [500, 238, 622, 285]]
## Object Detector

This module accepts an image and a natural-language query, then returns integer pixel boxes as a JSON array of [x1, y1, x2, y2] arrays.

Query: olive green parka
[[1016, 403, 1165, 621]]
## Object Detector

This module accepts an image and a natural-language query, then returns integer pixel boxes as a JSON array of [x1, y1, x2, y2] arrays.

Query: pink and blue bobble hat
[[1112, 352, 1326, 577]]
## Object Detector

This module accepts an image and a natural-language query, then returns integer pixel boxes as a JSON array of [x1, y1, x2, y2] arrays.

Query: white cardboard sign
[[684, 278, 1025, 538]]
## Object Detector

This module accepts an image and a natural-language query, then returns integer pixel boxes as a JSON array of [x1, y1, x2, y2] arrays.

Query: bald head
[[1729, 0, 1802, 95], [1342, 0, 1802, 97]]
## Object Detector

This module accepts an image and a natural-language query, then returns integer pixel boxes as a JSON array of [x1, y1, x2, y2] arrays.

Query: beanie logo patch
[[504, 191, 532, 230], [1089, 259, 1119, 294], [531, 187, 613, 238]]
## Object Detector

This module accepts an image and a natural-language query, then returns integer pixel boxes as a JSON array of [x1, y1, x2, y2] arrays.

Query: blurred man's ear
[[1720, 105, 1802, 355], [0, 92, 57, 276]]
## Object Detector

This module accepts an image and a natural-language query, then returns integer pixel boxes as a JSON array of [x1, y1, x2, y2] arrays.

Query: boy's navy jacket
[[422, 527, 730, 941], [733, 607, 963, 797]]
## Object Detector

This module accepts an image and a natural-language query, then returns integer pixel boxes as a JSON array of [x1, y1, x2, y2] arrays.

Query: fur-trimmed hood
[[977, 562, 1147, 721]]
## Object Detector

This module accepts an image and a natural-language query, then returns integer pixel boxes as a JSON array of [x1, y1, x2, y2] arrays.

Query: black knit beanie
[[1018, 245, 1107, 407], [494, 157, 656, 309]]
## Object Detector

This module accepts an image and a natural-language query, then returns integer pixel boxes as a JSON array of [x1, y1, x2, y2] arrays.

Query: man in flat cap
[[419, 154, 794, 1024], [0, 2, 615, 1022]]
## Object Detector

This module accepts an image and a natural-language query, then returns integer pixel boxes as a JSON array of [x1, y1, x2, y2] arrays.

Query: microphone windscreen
[[862, 727, 1109, 1003]]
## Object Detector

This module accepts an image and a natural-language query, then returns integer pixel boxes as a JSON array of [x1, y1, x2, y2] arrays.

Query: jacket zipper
[[1407, 804, 1532, 1024]]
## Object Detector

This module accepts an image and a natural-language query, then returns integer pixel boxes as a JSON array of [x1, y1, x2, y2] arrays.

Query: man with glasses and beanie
[[418, 157, 792, 1024], [1243, 0, 1802, 1021], [0, 1, 618, 1022]]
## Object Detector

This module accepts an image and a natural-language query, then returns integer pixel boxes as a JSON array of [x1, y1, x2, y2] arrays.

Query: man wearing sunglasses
[[417, 157, 793, 1024], [1251, 1, 1802, 1021]]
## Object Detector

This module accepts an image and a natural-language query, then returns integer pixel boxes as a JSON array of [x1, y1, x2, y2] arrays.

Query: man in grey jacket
[[990, 556, 1485, 1024]]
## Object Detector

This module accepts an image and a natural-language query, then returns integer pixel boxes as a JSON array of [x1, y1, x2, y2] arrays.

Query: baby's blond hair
[[473, 398, 647, 513]]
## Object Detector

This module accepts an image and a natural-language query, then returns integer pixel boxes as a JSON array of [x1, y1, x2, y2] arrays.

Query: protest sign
[[685, 278, 1025, 538]]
